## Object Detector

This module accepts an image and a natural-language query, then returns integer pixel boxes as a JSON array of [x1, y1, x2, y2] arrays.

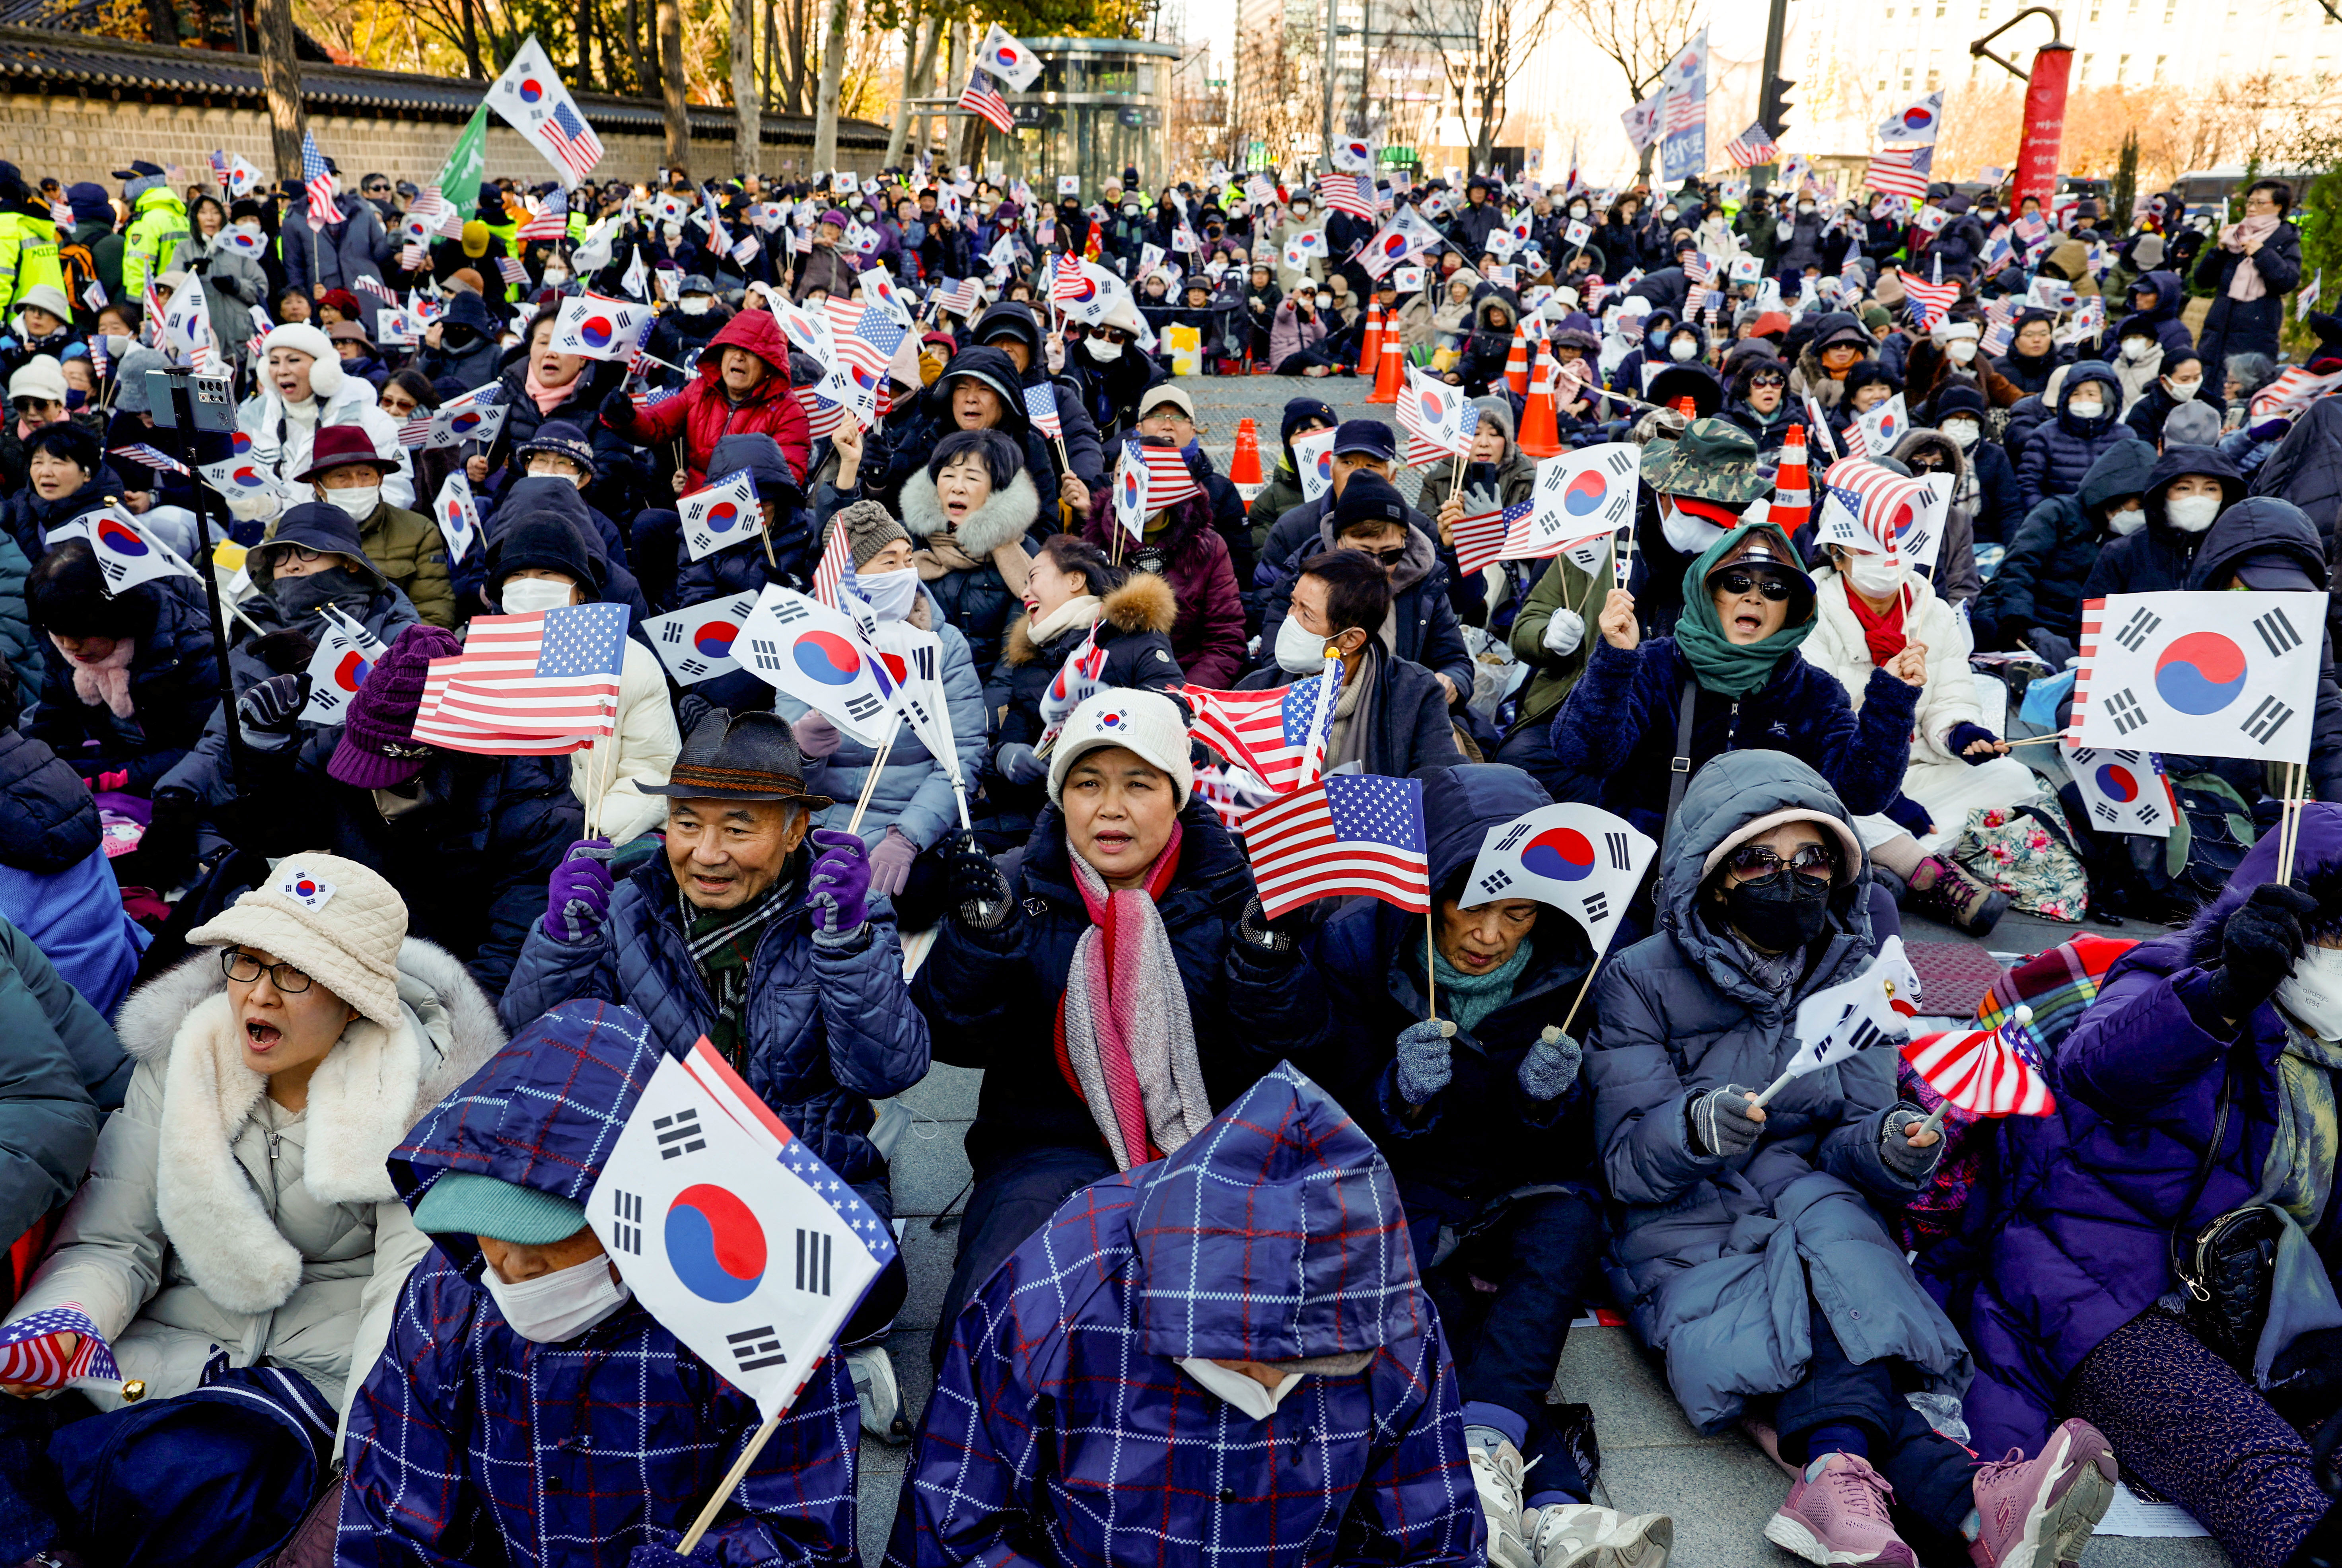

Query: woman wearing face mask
[[771, 498, 984, 930], [2081, 444, 2247, 601], [1905, 318, 2021, 414], [1452, 295, 1523, 395], [0, 855, 501, 1560], [1552, 500, 1926, 848], [1585, 751, 2118, 1568], [1959, 816, 2342, 1568], [2123, 345, 2226, 444], [2108, 320, 2167, 416], [484, 515, 679, 846], [1269, 286, 1332, 377], [235, 323, 416, 530], [283, 423, 453, 626], [1972, 439, 2157, 660], [194, 197, 268, 376], [1881, 435, 1983, 604], [1921, 383, 2025, 545], [2018, 360, 2132, 515], [644, 273, 735, 373]]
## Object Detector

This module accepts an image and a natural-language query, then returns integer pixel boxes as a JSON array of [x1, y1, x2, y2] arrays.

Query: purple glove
[[807, 827, 872, 935], [792, 711, 843, 759], [868, 825, 918, 899], [543, 837, 614, 944]]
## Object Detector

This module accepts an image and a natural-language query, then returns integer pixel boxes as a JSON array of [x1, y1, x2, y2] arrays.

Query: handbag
[[2169, 1064, 2283, 1373]]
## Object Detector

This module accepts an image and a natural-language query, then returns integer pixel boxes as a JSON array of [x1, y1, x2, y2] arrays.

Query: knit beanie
[[833, 500, 910, 569], [486, 513, 599, 595], [328, 622, 462, 789], [1334, 471, 1408, 535], [1859, 303, 1892, 331], [187, 852, 408, 1029], [262, 322, 344, 400]]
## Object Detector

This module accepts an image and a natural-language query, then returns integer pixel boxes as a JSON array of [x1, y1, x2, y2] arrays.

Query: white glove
[[1541, 607, 1587, 657], [1776, 218, 1796, 242]]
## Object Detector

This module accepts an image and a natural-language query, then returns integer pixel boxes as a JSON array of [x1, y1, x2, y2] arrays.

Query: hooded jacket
[[605, 309, 811, 492], [2121, 269, 2195, 357], [1256, 503, 1474, 700], [876, 346, 1066, 520], [414, 290, 504, 390], [2246, 393, 2342, 556], [1788, 313, 1874, 410], [1585, 751, 1972, 1432], [1884, 430, 1982, 605], [0, 725, 144, 1016], [969, 303, 1107, 492], [2078, 442, 2249, 603], [910, 798, 1328, 1177], [672, 431, 815, 609], [0, 916, 104, 1259], [2018, 361, 2132, 515], [884, 1063, 1481, 1568], [1974, 437, 2157, 648], [1076, 477, 1248, 689], [1921, 384, 2026, 545], [1961, 813, 2342, 1456], [344, 1001, 862, 1568], [898, 457, 1043, 675], [27, 576, 220, 798], [5, 940, 499, 1426]]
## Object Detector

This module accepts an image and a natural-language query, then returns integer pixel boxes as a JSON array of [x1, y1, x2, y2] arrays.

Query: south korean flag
[[2063, 742, 2174, 838], [644, 593, 759, 686], [1503, 443, 1639, 561], [2074, 590, 2329, 766], [1462, 801, 1655, 957]]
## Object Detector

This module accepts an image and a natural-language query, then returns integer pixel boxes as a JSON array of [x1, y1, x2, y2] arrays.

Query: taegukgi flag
[[2074, 591, 2328, 766], [1462, 801, 1655, 956], [2062, 741, 2174, 838], [1503, 443, 1639, 561], [680, 471, 764, 562], [1782, 935, 1920, 1080], [734, 584, 899, 746], [644, 593, 759, 687]]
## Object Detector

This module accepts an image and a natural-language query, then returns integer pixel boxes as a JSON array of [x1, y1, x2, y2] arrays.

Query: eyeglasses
[[276, 545, 329, 564], [1713, 570, 1797, 601], [222, 950, 315, 992], [1724, 843, 1836, 880]]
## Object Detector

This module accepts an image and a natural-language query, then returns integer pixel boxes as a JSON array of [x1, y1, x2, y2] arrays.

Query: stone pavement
[[850, 369, 2235, 1567]]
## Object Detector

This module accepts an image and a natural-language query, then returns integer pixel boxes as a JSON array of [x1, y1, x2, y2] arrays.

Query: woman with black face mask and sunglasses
[[1585, 749, 2120, 1568]]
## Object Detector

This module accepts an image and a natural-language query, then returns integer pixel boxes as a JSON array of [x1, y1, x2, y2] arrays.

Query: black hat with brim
[[642, 708, 835, 807]]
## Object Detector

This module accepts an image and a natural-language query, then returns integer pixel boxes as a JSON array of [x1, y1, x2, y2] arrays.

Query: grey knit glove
[[1518, 1026, 1582, 1101], [1687, 1084, 1764, 1158], [1880, 1107, 1945, 1182], [1395, 1019, 1456, 1106]]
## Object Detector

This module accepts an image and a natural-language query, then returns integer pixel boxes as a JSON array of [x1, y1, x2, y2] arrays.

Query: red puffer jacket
[[605, 309, 811, 489]]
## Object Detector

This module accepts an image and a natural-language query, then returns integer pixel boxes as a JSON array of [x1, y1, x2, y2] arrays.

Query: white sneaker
[[1467, 1432, 1537, 1568], [846, 1343, 908, 1444], [1529, 1503, 1675, 1568]]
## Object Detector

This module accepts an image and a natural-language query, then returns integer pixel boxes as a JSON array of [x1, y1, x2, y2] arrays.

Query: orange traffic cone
[[1771, 423, 1811, 534], [1355, 303, 1383, 377], [1673, 396, 1699, 419], [1517, 342, 1562, 459], [1504, 326, 1529, 398], [1229, 417, 1266, 511], [1366, 323, 1404, 404]]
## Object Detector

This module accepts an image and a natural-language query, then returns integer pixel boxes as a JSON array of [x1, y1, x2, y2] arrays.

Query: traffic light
[[1763, 74, 1797, 141]]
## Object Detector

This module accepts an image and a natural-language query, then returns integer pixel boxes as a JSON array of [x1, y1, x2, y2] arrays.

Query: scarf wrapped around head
[[1671, 520, 1818, 699], [1054, 819, 1211, 1170]]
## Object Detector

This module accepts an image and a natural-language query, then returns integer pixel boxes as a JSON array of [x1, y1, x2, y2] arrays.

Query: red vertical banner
[[2014, 45, 2075, 212]]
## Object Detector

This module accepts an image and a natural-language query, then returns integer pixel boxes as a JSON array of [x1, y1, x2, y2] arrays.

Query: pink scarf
[[1054, 820, 1211, 1170], [522, 365, 577, 415], [53, 634, 135, 718], [2222, 215, 2282, 302]]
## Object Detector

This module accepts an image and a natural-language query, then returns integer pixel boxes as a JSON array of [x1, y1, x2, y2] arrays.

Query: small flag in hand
[[0, 1305, 121, 1391], [1242, 774, 1429, 919], [109, 444, 190, 477], [1722, 122, 1778, 169], [412, 603, 629, 749], [1453, 497, 1529, 578], [302, 132, 340, 228], [517, 187, 569, 241], [1023, 381, 1063, 438], [1902, 1017, 2055, 1117], [1181, 672, 1340, 796]]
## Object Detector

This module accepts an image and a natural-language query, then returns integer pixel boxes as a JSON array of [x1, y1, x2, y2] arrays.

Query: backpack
[[55, 244, 97, 317], [1949, 797, 2088, 922]]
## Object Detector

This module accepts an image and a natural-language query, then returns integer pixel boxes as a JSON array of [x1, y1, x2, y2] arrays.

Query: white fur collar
[[900, 466, 1042, 558], [126, 939, 503, 1316]]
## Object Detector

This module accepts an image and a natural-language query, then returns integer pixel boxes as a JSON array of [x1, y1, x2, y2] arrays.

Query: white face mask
[[1275, 611, 1343, 674], [1087, 338, 1124, 362], [2167, 377, 2202, 402], [856, 566, 921, 622], [1660, 502, 1727, 556], [1798, 202, 1815, 215], [2066, 397, 2105, 422], [542, 268, 569, 287], [1842, 550, 1906, 598], [484, 1252, 631, 1344], [1661, 208, 1679, 222], [2278, 944, 2342, 1039], [1946, 339, 1978, 364], [235, 221, 263, 242], [2120, 338, 2151, 361], [326, 485, 379, 518], [2107, 504, 2147, 536], [661, 222, 683, 240], [2165, 492, 2222, 533], [680, 296, 712, 315], [1316, 294, 1334, 309], [501, 576, 576, 614], [1668, 338, 1698, 362], [1942, 418, 1981, 449]]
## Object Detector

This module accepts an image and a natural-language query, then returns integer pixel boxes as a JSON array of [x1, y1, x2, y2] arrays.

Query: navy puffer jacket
[[672, 432, 817, 610], [2017, 362, 2130, 514], [2077, 443, 2248, 603], [498, 848, 930, 1214]]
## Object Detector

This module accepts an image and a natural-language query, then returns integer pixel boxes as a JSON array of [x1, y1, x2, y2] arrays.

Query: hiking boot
[[1965, 1418, 2117, 1568], [1906, 854, 2011, 937], [846, 1343, 911, 1445], [1466, 1430, 1537, 1568], [1529, 1502, 1675, 1567], [1762, 1452, 1917, 1567]]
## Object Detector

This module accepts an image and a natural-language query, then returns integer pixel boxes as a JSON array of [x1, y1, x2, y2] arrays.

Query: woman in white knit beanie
[[232, 322, 414, 526]]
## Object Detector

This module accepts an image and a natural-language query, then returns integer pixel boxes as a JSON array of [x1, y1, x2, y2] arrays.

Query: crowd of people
[[0, 144, 2330, 1568]]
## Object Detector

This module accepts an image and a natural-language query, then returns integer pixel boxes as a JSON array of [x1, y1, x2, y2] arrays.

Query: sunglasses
[[1725, 843, 1836, 880], [1354, 544, 1408, 566], [1749, 372, 1786, 388], [1092, 327, 1132, 345], [1714, 570, 1797, 601]]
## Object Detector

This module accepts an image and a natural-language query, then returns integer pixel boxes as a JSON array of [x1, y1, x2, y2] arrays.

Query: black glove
[[136, 788, 202, 889], [599, 385, 638, 432], [236, 671, 310, 734], [1687, 1084, 1764, 1159], [943, 831, 1013, 932], [2211, 883, 2320, 1021]]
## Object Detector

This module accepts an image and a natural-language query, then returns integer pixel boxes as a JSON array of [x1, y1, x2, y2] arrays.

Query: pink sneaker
[[1965, 1418, 2118, 1568], [1762, 1452, 1919, 1567]]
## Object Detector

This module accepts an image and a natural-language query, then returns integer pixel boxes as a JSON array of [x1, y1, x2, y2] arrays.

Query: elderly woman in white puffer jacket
[[231, 322, 414, 529], [1804, 530, 2042, 937], [0, 852, 500, 1445]]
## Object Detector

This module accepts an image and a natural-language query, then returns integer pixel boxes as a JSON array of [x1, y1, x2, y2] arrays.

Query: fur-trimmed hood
[[113, 937, 503, 1315], [1002, 572, 1177, 667], [900, 464, 1042, 558]]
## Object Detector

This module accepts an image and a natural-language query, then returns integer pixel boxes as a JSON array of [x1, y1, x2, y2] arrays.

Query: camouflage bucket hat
[[1638, 416, 1770, 506]]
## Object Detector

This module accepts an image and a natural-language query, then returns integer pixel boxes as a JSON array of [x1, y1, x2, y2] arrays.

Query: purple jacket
[[1961, 811, 2340, 1455]]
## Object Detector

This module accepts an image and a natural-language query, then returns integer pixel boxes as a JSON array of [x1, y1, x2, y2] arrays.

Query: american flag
[[1454, 498, 1531, 578], [542, 101, 605, 181], [1023, 380, 1063, 438], [109, 443, 190, 477], [958, 70, 1015, 134], [934, 277, 982, 317], [796, 385, 849, 441], [396, 412, 436, 447], [517, 187, 569, 241], [410, 603, 628, 751], [497, 256, 529, 287], [87, 335, 109, 378], [1319, 172, 1377, 220], [142, 275, 167, 347], [302, 132, 340, 228], [1866, 144, 1932, 202], [1180, 669, 1338, 796], [810, 513, 861, 613], [355, 276, 399, 303], [1898, 268, 1960, 332], [0, 1305, 121, 1391], [2250, 365, 2342, 419], [1682, 251, 1716, 286], [1823, 457, 1928, 559], [823, 301, 907, 419], [1721, 122, 1778, 169], [1049, 253, 1089, 305], [1132, 440, 1200, 511], [1902, 1021, 2054, 1117], [1241, 774, 1429, 920]]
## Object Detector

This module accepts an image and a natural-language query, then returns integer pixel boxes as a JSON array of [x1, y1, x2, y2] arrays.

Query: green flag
[[437, 103, 489, 211]]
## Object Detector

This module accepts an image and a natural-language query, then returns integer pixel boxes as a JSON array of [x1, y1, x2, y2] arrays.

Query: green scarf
[[1670, 521, 1818, 699], [2268, 1023, 2342, 1231], [1418, 933, 1534, 1035]]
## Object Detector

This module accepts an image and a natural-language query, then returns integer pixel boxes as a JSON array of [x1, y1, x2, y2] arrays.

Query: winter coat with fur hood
[[1076, 481, 1249, 689], [232, 370, 415, 527], [4, 940, 501, 1429], [900, 462, 1043, 675]]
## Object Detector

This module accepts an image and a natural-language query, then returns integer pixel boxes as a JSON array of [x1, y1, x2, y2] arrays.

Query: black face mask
[[270, 565, 374, 623], [1720, 872, 1832, 955]]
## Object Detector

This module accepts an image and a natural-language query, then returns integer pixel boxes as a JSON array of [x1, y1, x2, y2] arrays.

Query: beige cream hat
[[187, 852, 408, 1027]]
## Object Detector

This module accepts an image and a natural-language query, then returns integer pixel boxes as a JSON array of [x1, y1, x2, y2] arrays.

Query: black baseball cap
[[1330, 419, 1397, 461]]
